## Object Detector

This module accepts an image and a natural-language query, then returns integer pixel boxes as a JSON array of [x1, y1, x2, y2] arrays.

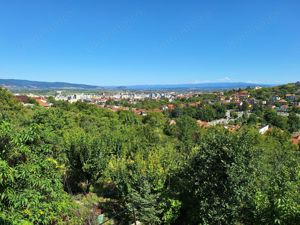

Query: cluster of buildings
[[14, 94, 51, 107], [14, 84, 300, 115], [218, 89, 300, 112], [14, 85, 300, 117], [12, 84, 300, 145], [54, 91, 177, 104]]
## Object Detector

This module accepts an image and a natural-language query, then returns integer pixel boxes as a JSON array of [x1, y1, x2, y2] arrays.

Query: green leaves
[[172, 128, 300, 225], [1, 87, 300, 224], [0, 122, 76, 224]]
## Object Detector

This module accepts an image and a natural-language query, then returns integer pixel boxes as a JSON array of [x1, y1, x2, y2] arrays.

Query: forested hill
[[0, 87, 300, 224], [0, 79, 101, 90], [250, 81, 300, 97]]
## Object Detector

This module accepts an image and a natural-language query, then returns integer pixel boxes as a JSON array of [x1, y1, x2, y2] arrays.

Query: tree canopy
[[0, 87, 299, 224]]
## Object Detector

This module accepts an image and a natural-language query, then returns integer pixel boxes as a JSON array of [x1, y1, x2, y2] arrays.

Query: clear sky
[[0, 0, 299, 85]]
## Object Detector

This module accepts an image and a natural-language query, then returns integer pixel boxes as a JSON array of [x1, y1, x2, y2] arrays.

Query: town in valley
[[12, 81, 300, 145]]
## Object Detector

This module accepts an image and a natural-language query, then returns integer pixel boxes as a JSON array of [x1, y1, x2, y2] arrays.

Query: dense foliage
[[0, 88, 299, 224]]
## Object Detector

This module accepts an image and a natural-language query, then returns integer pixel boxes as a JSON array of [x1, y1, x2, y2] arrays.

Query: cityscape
[[1, 0, 300, 224], [12, 81, 300, 145]]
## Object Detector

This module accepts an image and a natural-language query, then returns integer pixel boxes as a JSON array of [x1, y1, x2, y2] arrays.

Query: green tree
[[287, 112, 300, 133], [252, 129, 300, 224], [0, 122, 78, 224], [264, 109, 288, 130], [196, 105, 216, 121], [174, 128, 259, 225]]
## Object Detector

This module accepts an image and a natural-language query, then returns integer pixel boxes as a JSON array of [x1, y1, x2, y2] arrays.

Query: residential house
[[272, 96, 281, 101], [32, 97, 50, 107], [279, 105, 289, 112], [286, 94, 296, 101], [15, 95, 30, 103], [161, 105, 169, 111], [292, 133, 300, 145], [259, 125, 270, 134], [278, 99, 288, 105], [167, 104, 175, 110], [197, 120, 210, 128], [169, 120, 176, 125]]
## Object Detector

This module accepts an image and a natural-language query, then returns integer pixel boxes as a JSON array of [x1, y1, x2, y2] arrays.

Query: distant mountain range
[[0, 79, 272, 91], [118, 82, 272, 90], [0, 79, 101, 90]]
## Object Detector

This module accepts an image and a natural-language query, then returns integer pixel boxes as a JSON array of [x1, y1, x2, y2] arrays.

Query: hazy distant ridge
[[0, 79, 101, 90], [0, 79, 271, 91], [121, 82, 271, 90]]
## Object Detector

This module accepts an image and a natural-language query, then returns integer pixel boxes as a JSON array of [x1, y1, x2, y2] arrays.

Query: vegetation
[[0, 87, 299, 224]]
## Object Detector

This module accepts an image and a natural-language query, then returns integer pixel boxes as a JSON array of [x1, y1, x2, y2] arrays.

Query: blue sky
[[0, 0, 299, 85]]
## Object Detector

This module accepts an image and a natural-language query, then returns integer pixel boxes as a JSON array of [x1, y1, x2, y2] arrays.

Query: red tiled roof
[[292, 133, 300, 145], [15, 95, 30, 103], [32, 97, 49, 107], [197, 120, 210, 128]]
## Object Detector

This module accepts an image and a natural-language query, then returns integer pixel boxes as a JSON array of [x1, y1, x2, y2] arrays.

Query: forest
[[0, 87, 300, 225]]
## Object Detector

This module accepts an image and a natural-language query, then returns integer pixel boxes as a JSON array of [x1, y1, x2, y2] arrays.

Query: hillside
[[0, 79, 101, 90]]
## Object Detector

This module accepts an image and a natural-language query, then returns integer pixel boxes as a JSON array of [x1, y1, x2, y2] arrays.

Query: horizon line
[[0, 77, 286, 87]]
